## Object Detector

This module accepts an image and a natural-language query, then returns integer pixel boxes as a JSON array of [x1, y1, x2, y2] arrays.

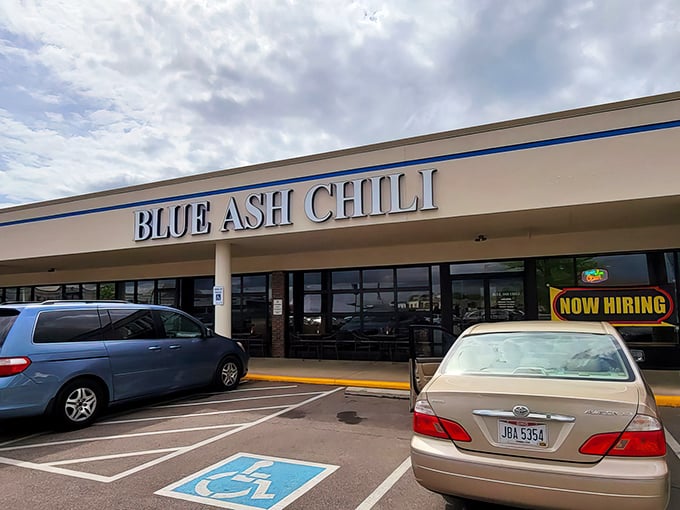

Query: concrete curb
[[654, 395, 680, 408], [245, 374, 680, 407], [244, 373, 410, 391]]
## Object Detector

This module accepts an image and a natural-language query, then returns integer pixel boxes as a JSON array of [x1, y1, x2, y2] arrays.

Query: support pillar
[[214, 241, 232, 337]]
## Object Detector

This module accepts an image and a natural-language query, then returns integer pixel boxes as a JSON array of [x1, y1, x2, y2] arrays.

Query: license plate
[[498, 419, 548, 447]]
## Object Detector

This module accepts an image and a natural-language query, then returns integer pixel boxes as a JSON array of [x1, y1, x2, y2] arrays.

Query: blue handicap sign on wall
[[156, 452, 339, 509]]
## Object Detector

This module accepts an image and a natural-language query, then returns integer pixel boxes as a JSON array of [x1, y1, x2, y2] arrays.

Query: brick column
[[270, 271, 286, 358]]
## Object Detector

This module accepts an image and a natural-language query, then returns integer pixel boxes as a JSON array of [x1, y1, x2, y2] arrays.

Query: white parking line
[[0, 423, 249, 451], [99, 404, 290, 425], [665, 427, 680, 459], [230, 385, 299, 393], [0, 386, 344, 483], [106, 386, 344, 482], [155, 391, 324, 408], [355, 457, 412, 510], [44, 447, 182, 466]]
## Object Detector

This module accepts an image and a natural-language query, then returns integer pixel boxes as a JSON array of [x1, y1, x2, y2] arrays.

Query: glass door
[[451, 276, 524, 335]]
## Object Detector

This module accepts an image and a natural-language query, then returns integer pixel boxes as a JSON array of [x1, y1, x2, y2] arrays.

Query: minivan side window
[[33, 310, 104, 343], [160, 310, 203, 338], [0, 309, 20, 347], [106, 309, 157, 340]]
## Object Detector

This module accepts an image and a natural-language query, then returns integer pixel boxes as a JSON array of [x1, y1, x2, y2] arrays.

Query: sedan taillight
[[0, 357, 32, 377], [413, 399, 471, 442], [579, 415, 666, 457]]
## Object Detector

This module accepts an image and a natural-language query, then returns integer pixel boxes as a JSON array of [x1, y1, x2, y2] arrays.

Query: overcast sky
[[1, 0, 678, 209]]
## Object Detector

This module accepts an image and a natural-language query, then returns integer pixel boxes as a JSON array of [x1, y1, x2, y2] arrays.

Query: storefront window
[[363, 291, 391, 310], [18, 287, 32, 302], [243, 275, 267, 293], [303, 294, 321, 313], [332, 293, 358, 313], [82, 283, 97, 300], [99, 283, 116, 300], [64, 284, 81, 300], [3, 288, 18, 303], [34, 285, 62, 301], [537, 258, 575, 320], [137, 280, 154, 304], [397, 267, 430, 287], [157, 279, 177, 306], [665, 253, 676, 283], [363, 269, 393, 289], [450, 261, 524, 275], [124, 281, 135, 302], [304, 272, 322, 291], [576, 254, 649, 286], [332, 270, 360, 290]]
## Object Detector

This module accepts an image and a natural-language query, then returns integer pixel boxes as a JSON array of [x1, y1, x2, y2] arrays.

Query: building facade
[[2, 92, 680, 368]]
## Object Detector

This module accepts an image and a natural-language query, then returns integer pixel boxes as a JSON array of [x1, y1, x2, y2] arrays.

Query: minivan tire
[[214, 357, 242, 391], [52, 378, 105, 430]]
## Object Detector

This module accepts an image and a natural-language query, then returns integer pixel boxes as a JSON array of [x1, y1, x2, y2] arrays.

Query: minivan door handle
[[169, 345, 182, 350], [148, 346, 162, 351]]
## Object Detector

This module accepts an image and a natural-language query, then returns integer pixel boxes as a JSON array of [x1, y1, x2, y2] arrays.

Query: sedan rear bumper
[[411, 435, 669, 510]]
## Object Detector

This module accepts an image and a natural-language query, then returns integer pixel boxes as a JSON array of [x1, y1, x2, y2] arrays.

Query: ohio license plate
[[498, 419, 548, 447]]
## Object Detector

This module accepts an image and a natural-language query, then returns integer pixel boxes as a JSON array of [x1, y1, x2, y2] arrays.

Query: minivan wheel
[[53, 379, 104, 430], [214, 357, 241, 391]]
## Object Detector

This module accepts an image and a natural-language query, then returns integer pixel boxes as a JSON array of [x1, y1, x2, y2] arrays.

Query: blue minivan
[[0, 300, 249, 429]]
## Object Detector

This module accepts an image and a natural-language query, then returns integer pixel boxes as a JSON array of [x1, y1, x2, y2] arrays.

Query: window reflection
[[34, 285, 62, 302], [397, 267, 429, 287], [137, 280, 154, 304], [332, 270, 360, 290], [363, 269, 393, 289], [82, 284, 97, 300], [450, 261, 524, 275], [576, 254, 649, 286]]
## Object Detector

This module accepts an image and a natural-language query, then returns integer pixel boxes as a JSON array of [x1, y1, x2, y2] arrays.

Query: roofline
[[4, 90, 680, 214]]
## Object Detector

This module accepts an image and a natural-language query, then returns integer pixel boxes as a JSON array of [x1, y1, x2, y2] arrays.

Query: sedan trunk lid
[[424, 374, 640, 463]]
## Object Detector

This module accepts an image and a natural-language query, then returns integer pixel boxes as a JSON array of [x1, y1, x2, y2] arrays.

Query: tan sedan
[[410, 321, 669, 510]]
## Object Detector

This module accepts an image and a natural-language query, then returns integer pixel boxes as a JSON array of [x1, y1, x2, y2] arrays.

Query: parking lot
[[1, 380, 679, 509]]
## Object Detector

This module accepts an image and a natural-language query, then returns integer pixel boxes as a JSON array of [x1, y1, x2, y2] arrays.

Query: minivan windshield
[[439, 331, 633, 381], [0, 309, 20, 347]]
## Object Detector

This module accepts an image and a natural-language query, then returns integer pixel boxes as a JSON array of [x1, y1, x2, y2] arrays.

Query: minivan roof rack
[[39, 300, 131, 305], [0, 301, 40, 305]]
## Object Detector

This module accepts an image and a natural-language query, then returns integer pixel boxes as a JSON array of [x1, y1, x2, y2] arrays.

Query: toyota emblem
[[513, 405, 530, 417]]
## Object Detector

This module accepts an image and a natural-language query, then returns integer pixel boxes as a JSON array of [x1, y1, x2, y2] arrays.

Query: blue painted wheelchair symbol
[[156, 453, 339, 509]]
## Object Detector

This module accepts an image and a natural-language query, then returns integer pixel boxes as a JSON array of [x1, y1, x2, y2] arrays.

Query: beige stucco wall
[[1, 92, 680, 286]]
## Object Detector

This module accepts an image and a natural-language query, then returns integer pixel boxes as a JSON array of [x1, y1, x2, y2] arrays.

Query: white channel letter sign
[[134, 169, 437, 242]]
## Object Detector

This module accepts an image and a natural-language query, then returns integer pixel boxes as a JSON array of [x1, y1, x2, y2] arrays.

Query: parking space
[[0, 381, 437, 509], [1, 381, 680, 509]]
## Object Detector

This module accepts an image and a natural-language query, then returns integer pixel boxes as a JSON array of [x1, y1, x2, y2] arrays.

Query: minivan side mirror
[[205, 327, 215, 338], [630, 349, 645, 363]]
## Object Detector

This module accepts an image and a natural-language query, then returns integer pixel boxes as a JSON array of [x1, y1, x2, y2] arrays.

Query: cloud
[[0, 0, 678, 208]]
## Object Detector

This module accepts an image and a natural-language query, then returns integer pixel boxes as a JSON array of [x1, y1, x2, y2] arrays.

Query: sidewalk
[[244, 358, 680, 407]]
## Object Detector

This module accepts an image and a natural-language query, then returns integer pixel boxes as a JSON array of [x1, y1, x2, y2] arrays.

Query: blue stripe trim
[[2, 119, 680, 228]]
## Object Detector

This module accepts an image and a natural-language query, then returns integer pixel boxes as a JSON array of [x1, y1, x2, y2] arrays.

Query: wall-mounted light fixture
[[474, 234, 487, 242]]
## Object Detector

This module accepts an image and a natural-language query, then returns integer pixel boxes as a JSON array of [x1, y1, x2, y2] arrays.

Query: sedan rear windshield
[[440, 331, 633, 381], [0, 309, 20, 347]]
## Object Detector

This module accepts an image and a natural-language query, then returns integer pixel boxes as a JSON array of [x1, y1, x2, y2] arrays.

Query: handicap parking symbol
[[155, 452, 339, 510]]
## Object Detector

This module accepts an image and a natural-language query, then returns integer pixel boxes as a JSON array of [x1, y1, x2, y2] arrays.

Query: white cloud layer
[[1, 0, 679, 208]]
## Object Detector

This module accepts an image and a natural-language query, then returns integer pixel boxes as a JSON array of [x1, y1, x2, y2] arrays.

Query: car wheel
[[53, 379, 105, 430], [214, 357, 242, 391]]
